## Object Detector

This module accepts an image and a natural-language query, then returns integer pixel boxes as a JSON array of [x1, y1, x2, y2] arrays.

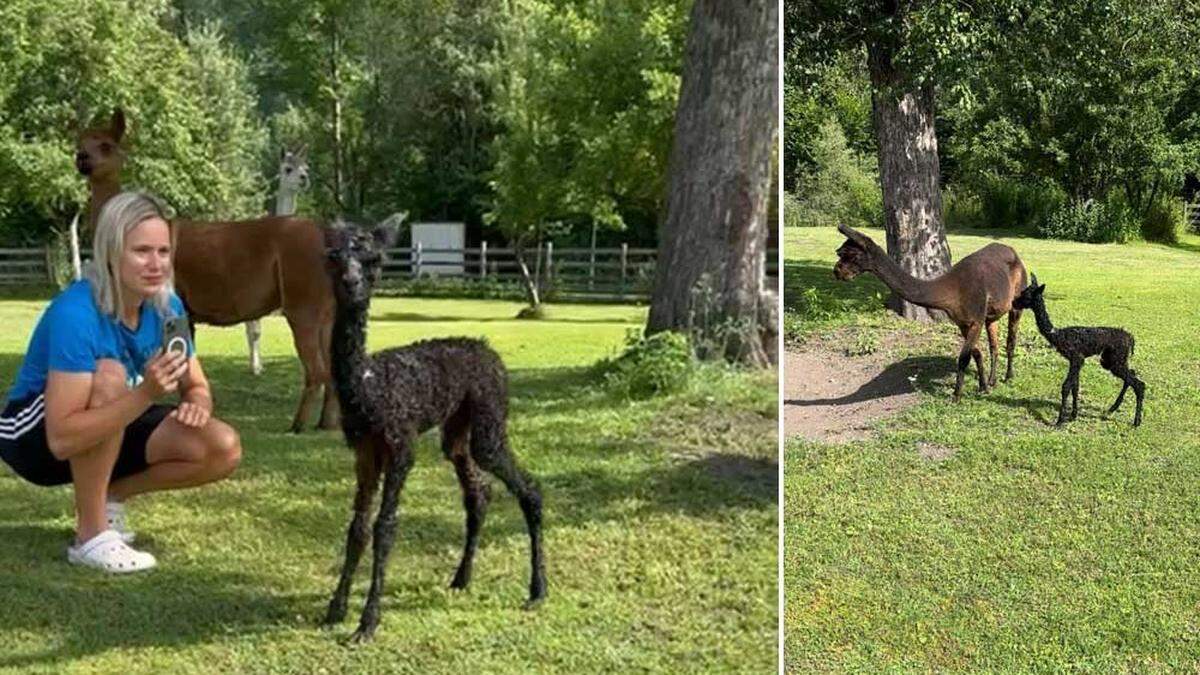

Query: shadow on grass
[[375, 312, 639, 325], [785, 356, 954, 407], [0, 285, 57, 302], [780, 345, 1063, 425], [0, 525, 311, 671], [545, 451, 776, 523], [651, 453, 776, 512], [985, 393, 1061, 425], [1163, 239, 1200, 255], [0, 353, 24, 398]]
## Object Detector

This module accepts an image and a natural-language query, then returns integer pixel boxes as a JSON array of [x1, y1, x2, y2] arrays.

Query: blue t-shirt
[[5, 280, 193, 403]]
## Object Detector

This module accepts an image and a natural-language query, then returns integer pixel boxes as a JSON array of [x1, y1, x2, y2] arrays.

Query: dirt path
[[783, 330, 947, 443]]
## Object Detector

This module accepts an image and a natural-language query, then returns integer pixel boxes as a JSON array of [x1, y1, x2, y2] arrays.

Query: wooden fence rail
[[1187, 203, 1200, 233], [0, 244, 779, 302]]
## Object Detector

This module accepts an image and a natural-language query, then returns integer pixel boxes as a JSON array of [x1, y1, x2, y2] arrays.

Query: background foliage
[[0, 0, 694, 248], [784, 0, 1200, 243]]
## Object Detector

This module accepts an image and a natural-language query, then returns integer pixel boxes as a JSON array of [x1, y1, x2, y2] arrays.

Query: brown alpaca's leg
[[352, 443, 415, 643], [286, 317, 325, 433], [324, 443, 381, 626], [955, 323, 983, 401], [317, 318, 341, 430], [445, 410, 489, 590], [1005, 308, 1022, 382], [471, 420, 546, 607], [985, 320, 1000, 388]]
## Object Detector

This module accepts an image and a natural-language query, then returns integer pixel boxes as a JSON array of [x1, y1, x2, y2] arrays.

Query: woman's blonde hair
[[85, 190, 174, 318]]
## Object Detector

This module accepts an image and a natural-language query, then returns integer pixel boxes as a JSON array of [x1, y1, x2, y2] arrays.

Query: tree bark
[[328, 16, 345, 213], [646, 0, 778, 367], [514, 237, 541, 310], [868, 44, 952, 322]]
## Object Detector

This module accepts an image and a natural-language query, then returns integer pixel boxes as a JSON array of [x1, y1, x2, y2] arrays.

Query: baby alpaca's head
[[325, 218, 403, 308], [1012, 273, 1047, 311]]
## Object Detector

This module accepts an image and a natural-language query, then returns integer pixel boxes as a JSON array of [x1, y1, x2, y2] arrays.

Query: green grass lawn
[[784, 226, 1200, 671], [0, 296, 777, 674]]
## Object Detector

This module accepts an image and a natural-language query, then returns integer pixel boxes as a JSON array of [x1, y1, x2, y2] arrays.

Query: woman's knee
[[205, 420, 242, 474], [89, 359, 128, 407]]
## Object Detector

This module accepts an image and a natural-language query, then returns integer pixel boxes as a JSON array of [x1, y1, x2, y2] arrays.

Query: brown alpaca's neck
[[867, 248, 950, 310], [88, 177, 121, 230]]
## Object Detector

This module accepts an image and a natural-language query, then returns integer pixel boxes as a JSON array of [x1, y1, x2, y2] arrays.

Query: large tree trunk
[[868, 45, 952, 323], [646, 0, 778, 367]]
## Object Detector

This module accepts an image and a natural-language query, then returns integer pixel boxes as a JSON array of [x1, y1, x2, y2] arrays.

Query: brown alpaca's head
[[833, 224, 879, 281], [75, 108, 125, 182]]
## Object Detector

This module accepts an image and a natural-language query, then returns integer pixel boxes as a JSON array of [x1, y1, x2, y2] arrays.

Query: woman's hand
[[171, 401, 211, 428], [139, 349, 188, 399]]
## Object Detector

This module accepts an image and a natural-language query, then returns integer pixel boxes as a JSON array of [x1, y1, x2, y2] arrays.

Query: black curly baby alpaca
[[1013, 275, 1144, 427], [320, 223, 546, 643]]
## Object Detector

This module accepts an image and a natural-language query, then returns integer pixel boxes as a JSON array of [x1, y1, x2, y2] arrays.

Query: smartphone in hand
[[163, 316, 191, 363]]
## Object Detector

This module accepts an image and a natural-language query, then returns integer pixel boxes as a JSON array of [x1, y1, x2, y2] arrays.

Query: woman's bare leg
[[68, 359, 127, 543], [108, 416, 241, 501]]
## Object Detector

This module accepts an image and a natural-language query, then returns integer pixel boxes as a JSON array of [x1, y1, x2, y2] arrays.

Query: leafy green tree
[[794, 118, 881, 229], [784, 51, 873, 192], [946, 0, 1200, 217], [786, 0, 1019, 320], [0, 0, 266, 243], [485, 0, 691, 311]]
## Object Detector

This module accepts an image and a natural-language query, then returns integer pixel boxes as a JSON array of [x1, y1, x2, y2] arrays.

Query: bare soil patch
[[784, 327, 948, 443], [917, 442, 956, 462]]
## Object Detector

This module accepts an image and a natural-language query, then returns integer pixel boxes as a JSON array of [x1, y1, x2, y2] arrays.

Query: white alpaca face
[[279, 151, 310, 192]]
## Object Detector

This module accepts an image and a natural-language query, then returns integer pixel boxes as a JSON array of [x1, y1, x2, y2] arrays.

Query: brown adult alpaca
[[833, 224, 1028, 400], [75, 109, 338, 431]]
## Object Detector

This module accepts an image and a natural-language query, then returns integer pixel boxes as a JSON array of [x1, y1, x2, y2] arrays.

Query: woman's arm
[[173, 355, 214, 428], [43, 350, 187, 460]]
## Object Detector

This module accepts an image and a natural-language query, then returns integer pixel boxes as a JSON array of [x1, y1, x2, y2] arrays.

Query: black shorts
[[0, 393, 175, 487]]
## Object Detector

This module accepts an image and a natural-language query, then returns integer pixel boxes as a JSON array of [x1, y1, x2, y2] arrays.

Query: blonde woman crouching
[[0, 191, 241, 572]]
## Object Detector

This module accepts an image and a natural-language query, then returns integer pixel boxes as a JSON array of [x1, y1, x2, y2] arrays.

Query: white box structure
[[410, 222, 465, 276]]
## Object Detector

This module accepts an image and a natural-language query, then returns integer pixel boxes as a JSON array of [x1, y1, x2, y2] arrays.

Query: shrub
[[782, 191, 805, 228], [595, 330, 695, 399], [1038, 197, 1139, 243], [975, 176, 1065, 231], [943, 187, 984, 230], [793, 118, 881, 228], [1140, 198, 1186, 243]]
